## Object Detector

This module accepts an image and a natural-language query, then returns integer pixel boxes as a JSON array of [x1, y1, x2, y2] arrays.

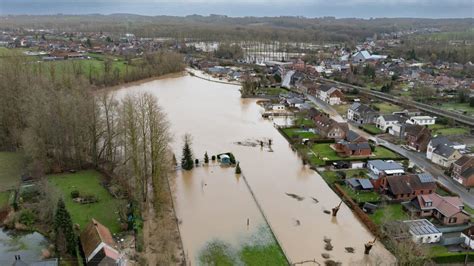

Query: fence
[[240, 173, 292, 265]]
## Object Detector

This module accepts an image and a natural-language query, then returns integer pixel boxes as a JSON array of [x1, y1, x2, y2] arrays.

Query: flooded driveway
[[117, 74, 395, 265]]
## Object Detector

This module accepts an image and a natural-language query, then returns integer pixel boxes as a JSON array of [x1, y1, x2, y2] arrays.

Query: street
[[306, 93, 474, 208]]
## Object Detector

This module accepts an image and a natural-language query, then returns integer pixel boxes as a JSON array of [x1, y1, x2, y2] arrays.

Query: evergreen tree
[[235, 163, 242, 174], [54, 199, 76, 256], [204, 152, 209, 164], [181, 134, 194, 170]]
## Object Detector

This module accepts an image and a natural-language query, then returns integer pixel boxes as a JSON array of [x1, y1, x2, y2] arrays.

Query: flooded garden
[[117, 73, 395, 265]]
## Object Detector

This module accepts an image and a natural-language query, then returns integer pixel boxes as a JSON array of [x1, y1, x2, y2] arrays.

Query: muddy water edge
[[116, 74, 396, 265]]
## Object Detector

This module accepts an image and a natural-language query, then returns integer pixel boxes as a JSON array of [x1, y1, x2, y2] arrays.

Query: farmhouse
[[347, 103, 378, 124]]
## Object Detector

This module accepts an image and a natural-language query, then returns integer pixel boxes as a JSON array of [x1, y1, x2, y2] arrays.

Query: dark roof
[[404, 219, 441, 236], [319, 84, 334, 92], [433, 144, 456, 158], [349, 103, 377, 114], [386, 174, 437, 195], [380, 114, 406, 123], [346, 130, 364, 142], [346, 142, 371, 151], [454, 155, 474, 167], [461, 167, 474, 179], [430, 136, 452, 148], [368, 159, 404, 171], [346, 178, 374, 189]]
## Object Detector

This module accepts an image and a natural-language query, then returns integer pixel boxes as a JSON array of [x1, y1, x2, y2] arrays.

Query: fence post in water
[[332, 200, 343, 217], [364, 238, 376, 255]]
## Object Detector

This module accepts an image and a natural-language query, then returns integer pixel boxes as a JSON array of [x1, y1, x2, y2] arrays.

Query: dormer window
[[425, 201, 432, 207]]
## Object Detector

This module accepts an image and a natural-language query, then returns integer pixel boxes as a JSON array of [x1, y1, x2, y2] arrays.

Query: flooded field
[[117, 74, 395, 265]]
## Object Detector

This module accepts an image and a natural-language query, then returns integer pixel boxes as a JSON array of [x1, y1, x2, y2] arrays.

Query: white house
[[461, 226, 474, 250], [406, 116, 436, 126], [376, 115, 406, 132], [367, 159, 405, 178], [427, 136, 464, 167], [404, 219, 442, 244], [319, 86, 343, 105]]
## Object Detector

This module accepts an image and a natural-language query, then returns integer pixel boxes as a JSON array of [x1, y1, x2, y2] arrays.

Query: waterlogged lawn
[[198, 225, 287, 265], [310, 144, 401, 164], [49, 170, 124, 233]]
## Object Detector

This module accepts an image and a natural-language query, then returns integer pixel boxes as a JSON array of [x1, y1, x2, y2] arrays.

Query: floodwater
[[117, 74, 395, 265], [0, 230, 49, 264]]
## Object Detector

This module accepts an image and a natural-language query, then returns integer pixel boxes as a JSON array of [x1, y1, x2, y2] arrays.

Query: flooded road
[[117, 74, 395, 265]]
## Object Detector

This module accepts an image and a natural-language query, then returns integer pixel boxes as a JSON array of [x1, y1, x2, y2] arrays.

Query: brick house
[[451, 155, 474, 188], [379, 173, 437, 201], [404, 124, 431, 152], [313, 115, 348, 139], [404, 193, 470, 225]]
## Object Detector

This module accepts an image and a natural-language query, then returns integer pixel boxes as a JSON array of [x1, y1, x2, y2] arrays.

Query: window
[[449, 217, 457, 224], [425, 201, 432, 207]]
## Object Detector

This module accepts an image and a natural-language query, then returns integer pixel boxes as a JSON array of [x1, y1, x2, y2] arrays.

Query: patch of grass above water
[[199, 240, 237, 266], [240, 243, 287, 266]]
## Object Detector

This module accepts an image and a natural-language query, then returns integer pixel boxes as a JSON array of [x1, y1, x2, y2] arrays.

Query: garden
[[48, 170, 125, 233]]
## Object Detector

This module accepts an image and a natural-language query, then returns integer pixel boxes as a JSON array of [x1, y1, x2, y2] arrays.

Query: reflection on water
[[117, 74, 395, 265], [0, 230, 49, 264]]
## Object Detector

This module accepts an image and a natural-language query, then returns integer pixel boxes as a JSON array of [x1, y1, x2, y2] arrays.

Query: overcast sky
[[1, 0, 472, 18]]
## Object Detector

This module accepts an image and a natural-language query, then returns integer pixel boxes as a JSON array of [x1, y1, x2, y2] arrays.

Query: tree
[[204, 152, 209, 164], [54, 199, 76, 257], [239, 75, 258, 98], [235, 163, 242, 174], [86, 38, 92, 48], [181, 134, 194, 170]]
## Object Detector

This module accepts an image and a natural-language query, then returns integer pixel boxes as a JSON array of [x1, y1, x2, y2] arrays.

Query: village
[[0, 16, 473, 265]]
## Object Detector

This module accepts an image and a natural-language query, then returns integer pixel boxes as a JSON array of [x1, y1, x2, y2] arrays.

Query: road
[[306, 93, 474, 208]]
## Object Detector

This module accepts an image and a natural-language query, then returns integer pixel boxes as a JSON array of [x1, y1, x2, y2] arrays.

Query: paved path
[[306, 93, 474, 208]]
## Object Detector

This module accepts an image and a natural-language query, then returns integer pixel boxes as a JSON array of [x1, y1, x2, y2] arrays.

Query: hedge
[[432, 253, 474, 264]]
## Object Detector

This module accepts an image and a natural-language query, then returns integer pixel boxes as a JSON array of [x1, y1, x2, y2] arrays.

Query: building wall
[[412, 233, 442, 244]]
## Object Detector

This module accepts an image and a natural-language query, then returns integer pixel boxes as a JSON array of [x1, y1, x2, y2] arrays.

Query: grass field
[[311, 143, 401, 163], [333, 104, 350, 116], [0, 191, 11, 208], [49, 170, 124, 233], [0, 152, 25, 192], [282, 128, 318, 139], [320, 169, 368, 184], [340, 185, 380, 203], [440, 102, 474, 115], [293, 117, 315, 127], [361, 124, 383, 135], [428, 124, 470, 136], [372, 103, 403, 114], [370, 204, 408, 225]]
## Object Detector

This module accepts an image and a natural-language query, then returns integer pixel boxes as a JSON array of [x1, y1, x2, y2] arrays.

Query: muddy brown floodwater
[[117, 74, 396, 265]]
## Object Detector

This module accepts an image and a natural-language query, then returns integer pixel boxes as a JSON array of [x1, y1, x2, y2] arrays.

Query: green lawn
[[0, 191, 11, 208], [428, 124, 470, 136], [49, 170, 124, 233], [282, 128, 317, 139], [372, 103, 403, 114], [320, 169, 368, 185], [293, 117, 315, 127], [333, 104, 350, 116], [340, 185, 380, 203], [370, 204, 408, 225], [361, 124, 383, 135], [0, 152, 25, 192], [311, 144, 401, 165], [440, 102, 474, 115]]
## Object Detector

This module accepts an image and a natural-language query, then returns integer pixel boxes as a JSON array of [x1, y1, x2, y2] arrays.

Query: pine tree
[[235, 163, 242, 174], [54, 199, 77, 257], [204, 152, 209, 164], [181, 134, 194, 170]]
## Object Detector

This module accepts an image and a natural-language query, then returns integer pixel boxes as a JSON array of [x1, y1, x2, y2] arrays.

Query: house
[[427, 136, 463, 168], [427, 136, 466, 159], [336, 141, 372, 157], [367, 159, 405, 179], [80, 219, 122, 266], [346, 178, 374, 191], [313, 115, 348, 139], [341, 50, 387, 63], [404, 124, 431, 152], [404, 193, 470, 226], [347, 103, 378, 124], [319, 86, 344, 105], [403, 219, 442, 244], [376, 114, 406, 133], [379, 173, 437, 201], [460, 226, 474, 250], [451, 156, 474, 188], [346, 130, 366, 143], [405, 116, 436, 126]]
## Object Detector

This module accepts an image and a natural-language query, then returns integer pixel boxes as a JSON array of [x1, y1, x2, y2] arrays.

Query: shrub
[[211, 155, 216, 161], [70, 190, 80, 199], [235, 163, 242, 174], [204, 152, 209, 163], [19, 209, 36, 227]]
